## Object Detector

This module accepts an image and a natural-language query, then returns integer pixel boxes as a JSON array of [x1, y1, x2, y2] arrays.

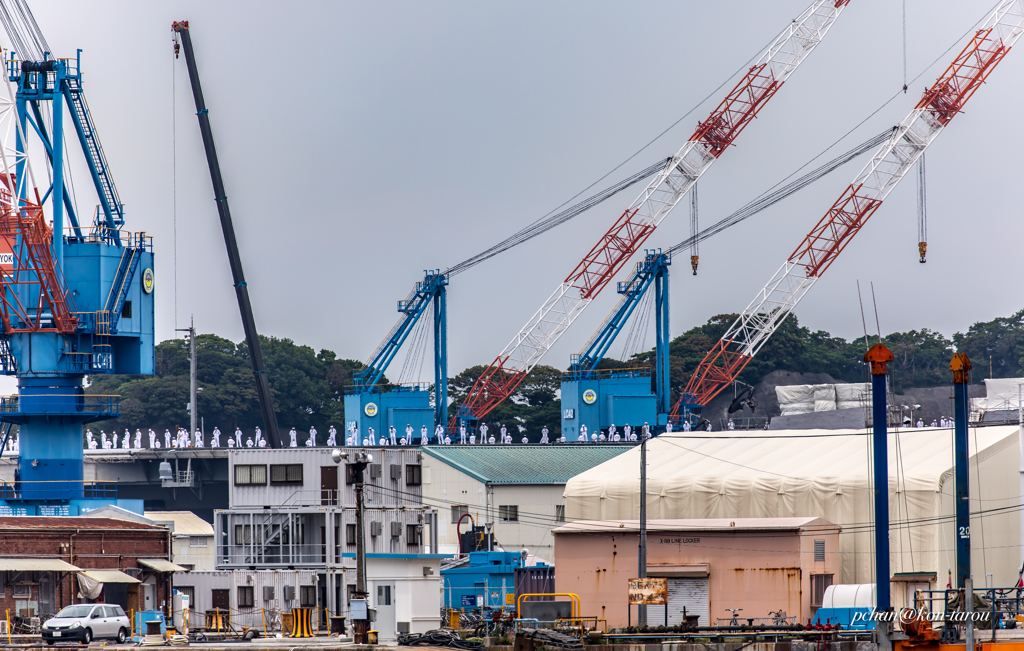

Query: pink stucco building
[[552, 517, 841, 628]]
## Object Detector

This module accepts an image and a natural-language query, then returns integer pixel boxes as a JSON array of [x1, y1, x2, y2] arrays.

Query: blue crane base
[[0, 375, 120, 505], [561, 371, 661, 441], [344, 390, 433, 445]]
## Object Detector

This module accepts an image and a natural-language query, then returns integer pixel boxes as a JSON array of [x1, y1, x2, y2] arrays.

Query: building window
[[811, 573, 833, 608], [238, 586, 255, 608], [12, 582, 30, 598], [555, 505, 565, 523], [451, 505, 468, 524], [189, 536, 208, 548], [235, 524, 254, 545], [405, 464, 422, 486], [121, 301, 132, 319], [234, 465, 267, 486], [499, 505, 518, 522], [407, 524, 422, 546], [300, 586, 316, 608], [270, 464, 303, 485], [814, 539, 825, 562], [346, 524, 357, 546]]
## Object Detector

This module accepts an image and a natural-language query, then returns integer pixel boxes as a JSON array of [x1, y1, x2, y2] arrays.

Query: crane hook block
[[690, 255, 699, 276], [864, 343, 893, 376], [918, 241, 927, 263], [949, 353, 971, 385]]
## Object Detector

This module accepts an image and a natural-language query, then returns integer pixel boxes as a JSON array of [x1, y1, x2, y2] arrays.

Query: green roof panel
[[421, 445, 630, 484]]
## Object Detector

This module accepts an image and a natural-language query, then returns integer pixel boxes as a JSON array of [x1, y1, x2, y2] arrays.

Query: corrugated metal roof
[[0, 517, 162, 530], [79, 570, 140, 584], [553, 517, 835, 534], [138, 559, 188, 572], [143, 511, 214, 536], [0, 558, 81, 571], [421, 445, 629, 483]]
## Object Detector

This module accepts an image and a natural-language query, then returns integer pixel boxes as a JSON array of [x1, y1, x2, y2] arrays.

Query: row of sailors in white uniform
[[85, 425, 343, 450]]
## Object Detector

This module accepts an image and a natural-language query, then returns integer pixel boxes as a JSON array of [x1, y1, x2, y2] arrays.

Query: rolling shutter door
[[647, 578, 709, 626]]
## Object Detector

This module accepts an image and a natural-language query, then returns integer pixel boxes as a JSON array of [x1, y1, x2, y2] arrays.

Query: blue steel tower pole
[[865, 343, 893, 614], [950, 353, 972, 589], [50, 80, 65, 269], [433, 280, 448, 436], [654, 257, 670, 418]]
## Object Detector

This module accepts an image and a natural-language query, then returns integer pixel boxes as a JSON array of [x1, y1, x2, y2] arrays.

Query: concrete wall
[[553, 524, 841, 628], [172, 534, 216, 572], [422, 457, 564, 562], [366, 557, 442, 644]]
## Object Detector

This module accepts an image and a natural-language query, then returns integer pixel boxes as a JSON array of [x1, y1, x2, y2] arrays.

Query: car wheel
[[81, 628, 92, 645], [117, 627, 128, 644], [46, 641, 55, 646]]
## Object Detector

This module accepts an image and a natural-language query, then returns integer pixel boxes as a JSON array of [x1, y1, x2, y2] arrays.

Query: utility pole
[[638, 437, 648, 626], [176, 319, 198, 443], [337, 449, 372, 645]]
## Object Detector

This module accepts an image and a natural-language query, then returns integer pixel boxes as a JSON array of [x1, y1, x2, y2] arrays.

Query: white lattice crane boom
[[456, 0, 852, 426], [679, 0, 1024, 413]]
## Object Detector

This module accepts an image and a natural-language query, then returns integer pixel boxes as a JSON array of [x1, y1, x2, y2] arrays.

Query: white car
[[42, 604, 131, 645]]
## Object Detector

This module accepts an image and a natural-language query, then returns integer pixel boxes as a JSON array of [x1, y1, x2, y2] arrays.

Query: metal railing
[[562, 366, 652, 382], [0, 393, 119, 415], [219, 543, 325, 567], [916, 587, 1023, 640], [0, 480, 116, 501], [344, 382, 431, 395]]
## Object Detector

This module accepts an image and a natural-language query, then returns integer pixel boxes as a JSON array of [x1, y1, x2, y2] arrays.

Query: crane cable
[[445, 157, 671, 277], [663, 130, 890, 258]]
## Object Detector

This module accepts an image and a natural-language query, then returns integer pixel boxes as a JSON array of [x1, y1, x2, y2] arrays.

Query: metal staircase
[[103, 243, 140, 331], [64, 79, 124, 230]]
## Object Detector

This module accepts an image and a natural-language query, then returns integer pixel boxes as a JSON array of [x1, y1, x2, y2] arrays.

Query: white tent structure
[[564, 425, 1022, 595]]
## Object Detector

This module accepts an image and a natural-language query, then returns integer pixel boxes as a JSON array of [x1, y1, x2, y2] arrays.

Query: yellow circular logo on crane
[[142, 268, 155, 294], [364, 402, 378, 417], [582, 389, 597, 405]]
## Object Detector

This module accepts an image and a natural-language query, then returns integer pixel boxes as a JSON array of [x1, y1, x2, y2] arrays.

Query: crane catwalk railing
[[679, 0, 1024, 411], [455, 0, 851, 425]]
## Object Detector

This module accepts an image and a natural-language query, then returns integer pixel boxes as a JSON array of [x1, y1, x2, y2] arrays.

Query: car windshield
[[55, 605, 94, 618]]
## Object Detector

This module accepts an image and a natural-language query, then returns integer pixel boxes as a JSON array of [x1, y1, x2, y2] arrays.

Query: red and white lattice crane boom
[[455, 0, 853, 427], [677, 0, 1024, 417]]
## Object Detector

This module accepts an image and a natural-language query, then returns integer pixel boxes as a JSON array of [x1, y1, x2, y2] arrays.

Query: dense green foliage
[[86, 335, 365, 434], [86, 308, 1024, 435]]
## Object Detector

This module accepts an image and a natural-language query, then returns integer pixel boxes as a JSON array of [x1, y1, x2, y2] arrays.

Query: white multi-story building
[[212, 447, 443, 643]]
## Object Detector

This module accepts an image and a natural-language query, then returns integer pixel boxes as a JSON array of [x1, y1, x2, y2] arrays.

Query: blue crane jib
[[345, 271, 447, 444], [561, 251, 671, 439], [0, 49, 154, 512]]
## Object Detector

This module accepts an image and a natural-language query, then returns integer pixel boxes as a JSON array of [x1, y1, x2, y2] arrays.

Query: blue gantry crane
[[0, 12, 154, 514], [560, 251, 670, 440], [344, 271, 447, 444]]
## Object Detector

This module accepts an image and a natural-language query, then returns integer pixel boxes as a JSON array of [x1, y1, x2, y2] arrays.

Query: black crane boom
[[172, 20, 281, 448]]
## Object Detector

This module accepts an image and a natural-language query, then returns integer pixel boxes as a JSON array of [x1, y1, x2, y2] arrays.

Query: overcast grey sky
[[23, 0, 1024, 383]]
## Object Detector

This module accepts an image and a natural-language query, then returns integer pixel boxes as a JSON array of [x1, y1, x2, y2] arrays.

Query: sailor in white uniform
[[211, 427, 221, 448], [540, 427, 549, 444], [578, 425, 588, 442], [308, 427, 318, 447], [328, 426, 338, 447], [389, 426, 397, 445], [289, 428, 298, 447]]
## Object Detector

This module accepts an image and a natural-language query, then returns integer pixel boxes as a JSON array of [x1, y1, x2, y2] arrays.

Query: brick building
[[0, 517, 179, 620]]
